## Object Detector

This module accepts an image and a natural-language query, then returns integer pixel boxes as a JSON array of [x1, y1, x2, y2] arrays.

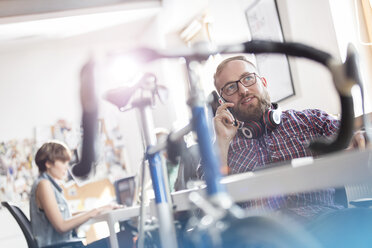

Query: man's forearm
[[217, 137, 230, 167]]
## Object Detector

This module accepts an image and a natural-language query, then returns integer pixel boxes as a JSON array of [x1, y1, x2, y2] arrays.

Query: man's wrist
[[216, 135, 231, 150], [216, 142, 229, 166]]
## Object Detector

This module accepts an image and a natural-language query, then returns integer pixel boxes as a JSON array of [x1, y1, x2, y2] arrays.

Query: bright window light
[[97, 55, 142, 96], [351, 85, 363, 116], [105, 56, 141, 86], [0, 7, 160, 41], [329, 0, 372, 116]]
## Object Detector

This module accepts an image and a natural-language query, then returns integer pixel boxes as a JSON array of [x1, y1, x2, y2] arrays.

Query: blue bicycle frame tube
[[147, 148, 178, 248], [137, 103, 177, 248], [147, 149, 168, 203], [192, 105, 226, 196]]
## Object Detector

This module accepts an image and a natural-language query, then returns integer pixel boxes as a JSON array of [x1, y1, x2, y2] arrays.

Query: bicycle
[[74, 40, 369, 248]]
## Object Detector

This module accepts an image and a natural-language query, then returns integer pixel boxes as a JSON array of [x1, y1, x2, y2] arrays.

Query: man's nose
[[237, 82, 249, 95]]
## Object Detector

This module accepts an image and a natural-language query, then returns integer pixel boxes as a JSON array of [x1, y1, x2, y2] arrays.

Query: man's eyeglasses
[[220, 73, 258, 96]]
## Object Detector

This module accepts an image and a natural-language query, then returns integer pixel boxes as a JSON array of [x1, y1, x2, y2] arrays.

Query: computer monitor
[[114, 176, 136, 207]]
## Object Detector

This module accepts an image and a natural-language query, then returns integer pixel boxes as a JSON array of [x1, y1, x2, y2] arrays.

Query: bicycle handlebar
[[76, 40, 360, 178], [127, 40, 359, 155]]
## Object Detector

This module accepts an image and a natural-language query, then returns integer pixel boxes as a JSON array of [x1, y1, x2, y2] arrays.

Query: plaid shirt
[[228, 109, 343, 220]]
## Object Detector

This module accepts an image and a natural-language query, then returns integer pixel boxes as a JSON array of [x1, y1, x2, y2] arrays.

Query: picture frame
[[245, 0, 295, 102]]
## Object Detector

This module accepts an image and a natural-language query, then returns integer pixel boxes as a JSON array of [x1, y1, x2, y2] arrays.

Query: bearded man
[[203, 55, 365, 222]]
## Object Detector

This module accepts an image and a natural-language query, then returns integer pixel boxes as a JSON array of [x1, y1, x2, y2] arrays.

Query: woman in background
[[30, 141, 131, 247]]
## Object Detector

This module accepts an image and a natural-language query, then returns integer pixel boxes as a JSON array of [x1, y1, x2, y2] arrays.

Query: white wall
[[0, 42, 83, 140], [0, 16, 165, 172], [276, 0, 341, 114], [0, 18, 148, 139], [207, 0, 342, 115]]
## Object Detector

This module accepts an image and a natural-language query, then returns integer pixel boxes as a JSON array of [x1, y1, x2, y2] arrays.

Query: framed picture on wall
[[245, 0, 295, 102]]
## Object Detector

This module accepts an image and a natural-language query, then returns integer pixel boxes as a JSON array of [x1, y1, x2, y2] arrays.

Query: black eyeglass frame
[[220, 72, 261, 96]]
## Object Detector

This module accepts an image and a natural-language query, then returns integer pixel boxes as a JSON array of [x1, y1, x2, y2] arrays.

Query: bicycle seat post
[[133, 96, 178, 248]]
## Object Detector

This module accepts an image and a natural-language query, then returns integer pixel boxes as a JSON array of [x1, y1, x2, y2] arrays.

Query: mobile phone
[[212, 90, 238, 126]]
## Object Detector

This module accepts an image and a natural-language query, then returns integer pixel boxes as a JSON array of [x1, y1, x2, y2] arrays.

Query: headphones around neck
[[240, 103, 282, 139]]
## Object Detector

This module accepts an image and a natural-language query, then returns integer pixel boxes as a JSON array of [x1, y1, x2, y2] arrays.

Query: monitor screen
[[114, 176, 136, 207]]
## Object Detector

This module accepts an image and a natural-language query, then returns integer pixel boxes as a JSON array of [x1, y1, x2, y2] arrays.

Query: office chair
[[1, 201, 84, 248]]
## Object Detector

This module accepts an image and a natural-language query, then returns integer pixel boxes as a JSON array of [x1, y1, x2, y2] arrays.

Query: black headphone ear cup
[[262, 109, 271, 129], [242, 121, 264, 139], [240, 104, 281, 139], [263, 107, 282, 130]]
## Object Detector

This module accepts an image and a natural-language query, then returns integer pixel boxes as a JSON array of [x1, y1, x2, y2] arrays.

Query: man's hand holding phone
[[214, 100, 239, 143], [214, 100, 239, 168], [218, 98, 238, 127]]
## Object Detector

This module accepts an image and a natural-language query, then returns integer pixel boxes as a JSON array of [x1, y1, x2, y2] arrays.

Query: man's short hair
[[214, 55, 257, 87], [35, 141, 71, 173]]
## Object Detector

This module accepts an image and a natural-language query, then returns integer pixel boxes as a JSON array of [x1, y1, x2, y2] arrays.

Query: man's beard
[[234, 90, 271, 123]]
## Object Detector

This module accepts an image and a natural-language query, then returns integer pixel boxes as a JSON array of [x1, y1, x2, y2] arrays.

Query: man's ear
[[261, 77, 268, 87]]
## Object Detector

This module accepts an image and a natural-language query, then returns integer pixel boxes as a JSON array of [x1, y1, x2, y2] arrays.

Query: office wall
[[275, 0, 341, 113], [0, 17, 164, 173], [209, 0, 342, 115], [0, 42, 83, 140]]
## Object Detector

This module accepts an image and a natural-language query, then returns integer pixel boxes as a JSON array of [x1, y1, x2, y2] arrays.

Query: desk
[[85, 205, 140, 248], [168, 149, 372, 212]]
